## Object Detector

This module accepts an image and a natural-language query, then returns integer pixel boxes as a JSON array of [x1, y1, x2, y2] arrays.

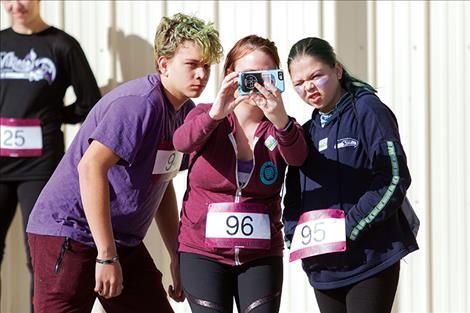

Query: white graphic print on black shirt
[[1, 49, 56, 83]]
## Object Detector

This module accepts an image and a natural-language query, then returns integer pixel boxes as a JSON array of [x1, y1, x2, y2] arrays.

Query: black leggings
[[180, 252, 283, 313], [0, 179, 48, 312], [314, 262, 400, 313]]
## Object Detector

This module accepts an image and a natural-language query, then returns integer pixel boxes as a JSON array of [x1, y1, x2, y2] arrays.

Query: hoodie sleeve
[[282, 120, 311, 244], [282, 164, 302, 244], [275, 117, 308, 166], [173, 103, 222, 153], [346, 94, 411, 241]]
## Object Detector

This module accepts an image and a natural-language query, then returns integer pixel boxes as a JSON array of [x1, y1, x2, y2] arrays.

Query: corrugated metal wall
[[1, 1, 468, 312]]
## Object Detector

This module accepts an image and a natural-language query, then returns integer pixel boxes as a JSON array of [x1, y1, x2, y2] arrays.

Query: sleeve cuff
[[275, 118, 293, 133]]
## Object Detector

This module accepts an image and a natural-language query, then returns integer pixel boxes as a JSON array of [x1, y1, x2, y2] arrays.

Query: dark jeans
[[0, 180, 47, 313], [180, 252, 283, 313], [314, 262, 400, 313], [28, 234, 173, 313]]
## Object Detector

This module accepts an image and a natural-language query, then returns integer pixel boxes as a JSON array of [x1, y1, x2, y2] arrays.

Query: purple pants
[[28, 233, 173, 313]]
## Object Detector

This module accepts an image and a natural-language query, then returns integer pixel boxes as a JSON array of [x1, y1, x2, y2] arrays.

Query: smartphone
[[237, 69, 285, 95]]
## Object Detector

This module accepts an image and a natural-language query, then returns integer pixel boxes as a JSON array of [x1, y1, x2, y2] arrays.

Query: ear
[[335, 63, 343, 80], [157, 56, 170, 76]]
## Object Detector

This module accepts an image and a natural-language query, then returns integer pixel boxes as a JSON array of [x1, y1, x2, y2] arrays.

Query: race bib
[[151, 141, 183, 183], [0, 118, 42, 157], [205, 202, 271, 250], [289, 209, 346, 262]]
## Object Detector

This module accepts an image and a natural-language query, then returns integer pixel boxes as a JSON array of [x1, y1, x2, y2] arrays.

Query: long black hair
[[287, 37, 376, 94]]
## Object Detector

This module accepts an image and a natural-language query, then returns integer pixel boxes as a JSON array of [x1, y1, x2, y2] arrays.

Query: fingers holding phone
[[252, 81, 289, 129], [210, 72, 249, 120]]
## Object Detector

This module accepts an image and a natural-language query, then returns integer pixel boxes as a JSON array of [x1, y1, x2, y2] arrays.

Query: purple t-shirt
[[27, 74, 194, 247]]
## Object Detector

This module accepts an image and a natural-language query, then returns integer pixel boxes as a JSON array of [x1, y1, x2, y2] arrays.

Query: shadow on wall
[[100, 27, 156, 95]]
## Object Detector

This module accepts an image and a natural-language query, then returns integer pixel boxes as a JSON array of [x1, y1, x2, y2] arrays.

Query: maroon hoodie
[[174, 103, 307, 265]]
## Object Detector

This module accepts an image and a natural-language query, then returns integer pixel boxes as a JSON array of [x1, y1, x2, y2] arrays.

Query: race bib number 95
[[289, 209, 346, 262]]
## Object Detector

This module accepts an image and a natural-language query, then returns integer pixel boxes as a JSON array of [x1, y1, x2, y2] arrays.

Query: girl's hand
[[251, 82, 289, 129], [209, 72, 250, 120]]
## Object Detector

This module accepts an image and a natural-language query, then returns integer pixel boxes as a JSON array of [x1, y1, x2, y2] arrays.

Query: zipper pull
[[235, 188, 242, 203], [234, 247, 241, 266]]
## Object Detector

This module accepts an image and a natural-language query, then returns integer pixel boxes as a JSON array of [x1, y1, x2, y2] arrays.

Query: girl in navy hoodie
[[283, 37, 418, 313], [174, 35, 307, 313]]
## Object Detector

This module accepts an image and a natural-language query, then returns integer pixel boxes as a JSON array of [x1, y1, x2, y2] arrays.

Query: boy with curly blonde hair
[[26, 13, 222, 313]]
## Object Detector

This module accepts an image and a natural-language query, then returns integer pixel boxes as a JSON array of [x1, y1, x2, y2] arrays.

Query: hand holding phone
[[237, 69, 285, 96], [209, 72, 250, 120], [241, 70, 289, 130]]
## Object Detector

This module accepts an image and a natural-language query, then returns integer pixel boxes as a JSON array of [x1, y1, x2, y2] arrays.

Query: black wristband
[[96, 255, 119, 264]]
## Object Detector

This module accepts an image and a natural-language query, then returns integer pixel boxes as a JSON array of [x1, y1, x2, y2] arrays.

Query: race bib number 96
[[205, 202, 271, 250], [289, 209, 346, 262]]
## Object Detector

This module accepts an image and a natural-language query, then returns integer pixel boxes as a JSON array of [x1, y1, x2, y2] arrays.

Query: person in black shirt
[[0, 1, 101, 311]]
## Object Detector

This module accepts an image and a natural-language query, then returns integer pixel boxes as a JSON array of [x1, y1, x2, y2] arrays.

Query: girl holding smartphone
[[174, 35, 307, 313]]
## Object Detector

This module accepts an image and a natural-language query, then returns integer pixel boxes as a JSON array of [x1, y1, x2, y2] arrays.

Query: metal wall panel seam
[[367, 0, 377, 87], [321, 0, 336, 48], [390, 1, 396, 113], [266, 0, 271, 40], [424, 1, 433, 312], [213, 0, 221, 90], [319, 0, 324, 39], [432, 2, 450, 310], [162, 0, 168, 19], [465, 4, 470, 310], [59, 0, 65, 30], [111, 0, 117, 88]]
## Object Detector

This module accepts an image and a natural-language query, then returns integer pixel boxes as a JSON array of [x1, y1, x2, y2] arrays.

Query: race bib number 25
[[289, 209, 346, 262], [0, 118, 42, 157]]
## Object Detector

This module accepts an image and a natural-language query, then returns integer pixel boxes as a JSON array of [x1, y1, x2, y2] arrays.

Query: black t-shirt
[[0, 26, 101, 180]]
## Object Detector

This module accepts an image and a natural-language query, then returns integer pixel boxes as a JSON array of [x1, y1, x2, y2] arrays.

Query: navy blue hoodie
[[283, 89, 418, 289]]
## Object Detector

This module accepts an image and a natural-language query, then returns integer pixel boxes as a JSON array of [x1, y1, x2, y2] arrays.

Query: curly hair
[[154, 13, 223, 72]]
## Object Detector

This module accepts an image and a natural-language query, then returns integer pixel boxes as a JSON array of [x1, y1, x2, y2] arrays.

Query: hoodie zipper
[[228, 134, 258, 200], [228, 132, 259, 265]]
